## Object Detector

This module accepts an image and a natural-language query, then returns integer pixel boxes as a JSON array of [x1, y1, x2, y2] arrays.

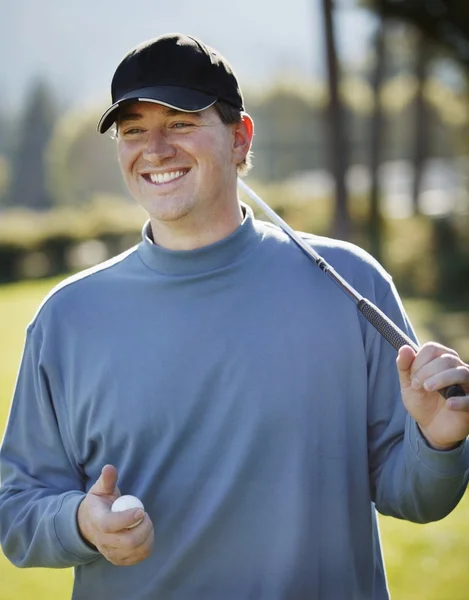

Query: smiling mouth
[[142, 169, 189, 185]]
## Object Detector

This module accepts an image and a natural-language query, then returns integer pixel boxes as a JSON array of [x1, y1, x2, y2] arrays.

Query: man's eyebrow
[[118, 112, 143, 124]]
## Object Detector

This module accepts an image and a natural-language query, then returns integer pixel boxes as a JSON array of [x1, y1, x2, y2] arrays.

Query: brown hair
[[213, 101, 253, 176]]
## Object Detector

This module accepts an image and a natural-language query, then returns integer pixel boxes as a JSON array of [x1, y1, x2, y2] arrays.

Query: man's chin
[[145, 198, 195, 223]]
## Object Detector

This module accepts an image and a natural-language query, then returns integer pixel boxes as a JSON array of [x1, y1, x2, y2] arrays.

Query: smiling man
[[115, 102, 250, 249], [1, 33, 469, 600]]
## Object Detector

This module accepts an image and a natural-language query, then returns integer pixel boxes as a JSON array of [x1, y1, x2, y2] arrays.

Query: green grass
[[0, 277, 468, 599], [0, 278, 74, 599]]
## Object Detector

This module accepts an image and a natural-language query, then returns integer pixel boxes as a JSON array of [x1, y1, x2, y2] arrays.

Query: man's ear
[[232, 113, 254, 161]]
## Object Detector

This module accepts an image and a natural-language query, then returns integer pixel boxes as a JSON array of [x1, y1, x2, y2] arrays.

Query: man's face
[[116, 102, 250, 226]]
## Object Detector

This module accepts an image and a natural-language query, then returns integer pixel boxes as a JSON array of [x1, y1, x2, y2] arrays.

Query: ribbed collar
[[137, 204, 261, 276]]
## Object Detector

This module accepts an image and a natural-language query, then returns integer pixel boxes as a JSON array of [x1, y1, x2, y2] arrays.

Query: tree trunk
[[321, 0, 351, 240], [368, 17, 387, 264], [412, 33, 430, 215]]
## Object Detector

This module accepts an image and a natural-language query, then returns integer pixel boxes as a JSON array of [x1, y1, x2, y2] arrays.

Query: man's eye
[[171, 122, 194, 129], [123, 128, 144, 135]]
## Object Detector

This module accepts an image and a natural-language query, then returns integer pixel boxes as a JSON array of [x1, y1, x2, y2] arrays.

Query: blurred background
[[0, 0, 468, 598]]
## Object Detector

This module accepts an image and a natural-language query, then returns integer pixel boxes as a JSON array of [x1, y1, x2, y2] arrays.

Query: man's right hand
[[77, 464, 154, 566]]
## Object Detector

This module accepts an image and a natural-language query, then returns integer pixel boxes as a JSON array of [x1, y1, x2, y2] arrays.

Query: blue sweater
[[1, 205, 468, 599]]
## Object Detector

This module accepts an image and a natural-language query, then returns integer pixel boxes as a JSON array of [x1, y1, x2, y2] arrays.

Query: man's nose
[[143, 128, 177, 162]]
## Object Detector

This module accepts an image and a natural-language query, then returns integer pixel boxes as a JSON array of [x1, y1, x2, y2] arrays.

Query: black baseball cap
[[97, 33, 244, 134]]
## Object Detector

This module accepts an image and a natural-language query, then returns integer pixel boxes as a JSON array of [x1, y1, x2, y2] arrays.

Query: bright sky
[[1, 0, 377, 113]]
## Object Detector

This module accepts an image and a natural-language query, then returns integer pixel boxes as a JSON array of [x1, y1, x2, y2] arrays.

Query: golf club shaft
[[237, 178, 465, 400]]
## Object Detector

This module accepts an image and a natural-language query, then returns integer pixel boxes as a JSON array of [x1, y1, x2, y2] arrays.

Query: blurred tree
[[367, 1, 469, 71], [412, 33, 432, 215], [0, 108, 15, 206], [462, 78, 469, 157], [362, 5, 449, 215], [246, 83, 328, 180], [321, 0, 352, 240], [245, 73, 462, 196], [6, 79, 58, 209], [246, 77, 374, 181], [0, 155, 11, 206], [46, 105, 128, 207], [381, 73, 464, 161], [362, 0, 469, 298], [368, 14, 387, 263], [0, 109, 15, 158]]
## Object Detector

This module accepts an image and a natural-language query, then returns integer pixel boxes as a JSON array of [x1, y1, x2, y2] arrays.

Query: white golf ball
[[111, 495, 144, 529]]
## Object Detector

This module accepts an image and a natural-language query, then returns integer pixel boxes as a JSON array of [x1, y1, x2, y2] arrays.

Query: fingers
[[105, 516, 155, 566], [81, 465, 153, 566], [446, 397, 469, 411], [406, 343, 468, 395], [420, 366, 469, 395], [396, 345, 417, 391], [101, 507, 146, 534], [97, 513, 155, 567], [78, 487, 154, 566], [409, 342, 459, 376], [89, 464, 119, 497], [397, 342, 469, 449]]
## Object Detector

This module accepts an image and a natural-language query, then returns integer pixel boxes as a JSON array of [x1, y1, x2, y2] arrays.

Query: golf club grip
[[357, 299, 465, 400]]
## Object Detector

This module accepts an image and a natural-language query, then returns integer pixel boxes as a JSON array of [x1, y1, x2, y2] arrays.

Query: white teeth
[[149, 170, 185, 184]]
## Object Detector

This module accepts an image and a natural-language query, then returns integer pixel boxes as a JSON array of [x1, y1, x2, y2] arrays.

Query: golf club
[[237, 178, 465, 401]]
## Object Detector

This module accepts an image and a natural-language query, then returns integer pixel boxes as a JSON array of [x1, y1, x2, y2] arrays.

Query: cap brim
[[97, 86, 218, 133]]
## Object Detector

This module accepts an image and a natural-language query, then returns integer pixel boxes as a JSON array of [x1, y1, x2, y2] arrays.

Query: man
[[0, 33, 468, 600]]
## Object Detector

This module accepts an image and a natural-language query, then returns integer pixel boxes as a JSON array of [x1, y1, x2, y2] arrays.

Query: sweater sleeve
[[366, 282, 469, 522], [0, 325, 100, 568]]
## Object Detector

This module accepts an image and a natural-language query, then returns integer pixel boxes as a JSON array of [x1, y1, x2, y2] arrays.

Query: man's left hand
[[397, 342, 469, 450]]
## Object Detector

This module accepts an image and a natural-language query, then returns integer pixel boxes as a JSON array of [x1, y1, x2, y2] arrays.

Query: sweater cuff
[[53, 491, 101, 563], [407, 417, 469, 477]]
